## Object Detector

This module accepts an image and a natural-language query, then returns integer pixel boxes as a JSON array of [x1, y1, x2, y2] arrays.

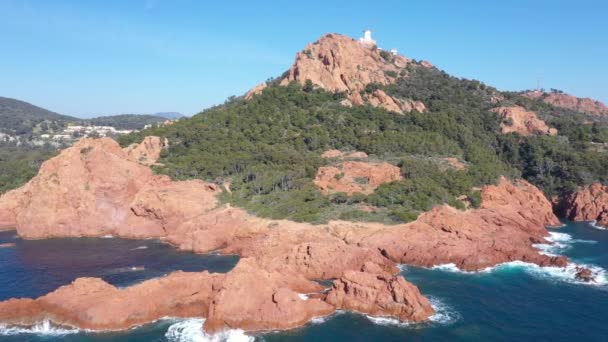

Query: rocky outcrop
[[0, 137, 219, 239], [557, 183, 608, 227], [491, 106, 557, 136], [0, 260, 333, 332], [524, 90, 608, 117], [278, 33, 422, 113], [314, 161, 402, 195], [325, 265, 434, 322], [123, 136, 168, 166], [331, 178, 566, 271], [244, 82, 268, 100], [0, 271, 220, 330], [363, 89, 426, 113], [203, 258, 334, 333]]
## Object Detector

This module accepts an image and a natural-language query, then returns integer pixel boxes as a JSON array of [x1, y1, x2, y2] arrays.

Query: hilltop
[[118, 32, 608, 224]]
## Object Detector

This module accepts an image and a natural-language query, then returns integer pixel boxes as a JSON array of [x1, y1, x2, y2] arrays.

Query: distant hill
[[154, 112, 184, 120], [85, 114, 167, 130], [0, 96, 78, 136]]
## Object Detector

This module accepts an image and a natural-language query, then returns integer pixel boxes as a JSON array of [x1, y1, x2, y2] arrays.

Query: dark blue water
[[1, 221, 608, 341]]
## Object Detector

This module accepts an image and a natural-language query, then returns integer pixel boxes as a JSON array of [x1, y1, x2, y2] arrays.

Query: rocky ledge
[[0, 137, 588, 334]]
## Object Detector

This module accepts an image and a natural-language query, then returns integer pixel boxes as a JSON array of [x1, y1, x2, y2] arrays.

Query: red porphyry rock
[[123, 136, 168, 166], [279, 33, 423, 114], [314, 161, 402, 195], [325, 266, 434, 322], [558, 183, 608, 228], [491, 106, 557, 136], [524, 90, 608, 117]]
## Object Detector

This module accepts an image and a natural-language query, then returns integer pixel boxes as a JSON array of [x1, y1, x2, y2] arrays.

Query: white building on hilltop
[[359, 29, 376, 46]]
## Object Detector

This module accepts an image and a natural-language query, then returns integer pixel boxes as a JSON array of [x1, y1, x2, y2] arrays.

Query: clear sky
[[0, 0, 606, 118]]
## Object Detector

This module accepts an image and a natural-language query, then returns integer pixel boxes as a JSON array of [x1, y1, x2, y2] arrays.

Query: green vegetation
[[120, 68, 518, 223], [0, 96, 78, 137], [0, 145, 57, 194], [4, 63, 607, 224]]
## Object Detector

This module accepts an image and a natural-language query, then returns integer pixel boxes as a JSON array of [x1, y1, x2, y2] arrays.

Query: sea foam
[[364, 296, 459, 328], [0, 320, 79, 336], [425, 232, 606, 286], [165, 318, 253, 342]]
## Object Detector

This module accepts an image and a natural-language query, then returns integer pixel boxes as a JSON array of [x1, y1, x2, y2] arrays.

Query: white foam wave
[[364, 296, 458, 328], [428, 297, 460, 324], [365, 315, 410, 327], [0, 320, 79, 336], [165, 318, 253, 342], [102, 235, 114, 239], [310, 316, 328, 324], [430, 263, 476, 274], [132, 246, 148, 250], [487, 261, 607, 286], [590, 220, 608, 230]]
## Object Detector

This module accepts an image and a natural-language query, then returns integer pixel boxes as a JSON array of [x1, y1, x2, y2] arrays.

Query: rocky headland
[[0, 135, 584, 334]]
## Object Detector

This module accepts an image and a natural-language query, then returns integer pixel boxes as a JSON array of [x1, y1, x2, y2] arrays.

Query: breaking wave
[[365, 296, 459, 328], [165, 318, 253, 342], [0, 320, 79, 336], [426, 231, 606, 285], [590, 221, 608, 230]]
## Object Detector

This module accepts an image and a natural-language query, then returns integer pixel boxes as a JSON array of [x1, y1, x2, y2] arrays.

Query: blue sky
[[0, 0, 606, 118]]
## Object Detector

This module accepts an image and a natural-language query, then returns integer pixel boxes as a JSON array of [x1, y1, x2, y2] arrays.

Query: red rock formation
[[278, 33, 422, 113], [325, 265, 434, 322], [244, 82, 268, 100], [331, 178, 566, 271], [490, 106, 557, 136], [123, 136, 168, 166], [364, 89, 426, 113], [0, 137, 219, 239], [314, 161, 402, 195], [558, 183, 608, 227], [0, 271, 220, 330], [524, 90, 608, 117], [204, 258, 334, 333]]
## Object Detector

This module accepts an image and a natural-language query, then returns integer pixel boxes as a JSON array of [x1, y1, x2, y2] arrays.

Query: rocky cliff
[[524, 90, 608, 117], [0, 137, 584, 334], [557, 183, 608, 228]]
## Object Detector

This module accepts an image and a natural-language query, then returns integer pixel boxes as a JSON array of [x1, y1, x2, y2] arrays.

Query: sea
[[0, 220, 607, 342]]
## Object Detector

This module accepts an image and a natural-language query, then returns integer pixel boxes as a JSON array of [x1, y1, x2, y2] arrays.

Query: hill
[[0, 96, 78, 137], [154, 112, 184, 120], [119, 33, 608, 224]]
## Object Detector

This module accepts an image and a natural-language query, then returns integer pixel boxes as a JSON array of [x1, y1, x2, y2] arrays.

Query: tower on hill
[[359, 29, 376, 46]]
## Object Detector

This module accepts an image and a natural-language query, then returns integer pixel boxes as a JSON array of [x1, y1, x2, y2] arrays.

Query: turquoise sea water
[[1, 221, 607, 341]]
